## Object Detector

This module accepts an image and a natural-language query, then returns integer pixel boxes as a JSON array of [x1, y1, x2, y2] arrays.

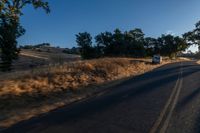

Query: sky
[[18, 0, 200, 52]]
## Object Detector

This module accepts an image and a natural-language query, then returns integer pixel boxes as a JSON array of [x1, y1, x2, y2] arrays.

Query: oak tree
[[0, 0, 50, 71]]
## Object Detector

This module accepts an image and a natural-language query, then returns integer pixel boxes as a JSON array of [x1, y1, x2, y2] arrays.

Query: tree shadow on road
[[177, 88, 200, 110], [3, 62, 200, 133], [179, 87, 200, 133]]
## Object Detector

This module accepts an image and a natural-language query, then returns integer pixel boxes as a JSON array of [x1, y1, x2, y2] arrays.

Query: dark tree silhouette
[[94, 28, 146, 57], [76, 32, 96, 59], [112, 29, 124, 56], [77, 28, 189, 59], [144, 37, 158, 56], [126, 29, 145, 57], [183, 20, 200, 49], [0, 19, 25, 71], [0, 0, 50, 71], [159, 34, 188, 58], [95, 32, 113, 56]]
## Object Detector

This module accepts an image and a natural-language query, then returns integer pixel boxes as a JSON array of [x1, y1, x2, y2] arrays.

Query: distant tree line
[[62, 47, 80, 55], [76, 28, 189, 59], [20, 43, 51, 49]]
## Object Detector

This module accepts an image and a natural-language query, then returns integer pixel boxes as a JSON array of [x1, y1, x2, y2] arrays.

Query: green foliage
[[0, 0, 50, 19], [62, 47, 80, 55], [20, 43, 50, 49], [95, 31, 113, 56], [0, 19, 25, 71], [76, 32, 97, 59], [159, 35, 188, 58], [77, 28, 189, 59], [0, 0, 50, 71], [95, 28, 146, 57], [144, 37, 159, 56], [124, 29, 145, 57], [183, 20, 200, 47]]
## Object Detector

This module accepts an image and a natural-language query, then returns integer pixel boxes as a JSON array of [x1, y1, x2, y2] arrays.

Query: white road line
[[149, 62, 183, 133], [159, 62, 183, 133]]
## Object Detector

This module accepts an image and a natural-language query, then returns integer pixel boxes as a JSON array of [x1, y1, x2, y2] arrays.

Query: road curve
[[2, 61, 200, 133]]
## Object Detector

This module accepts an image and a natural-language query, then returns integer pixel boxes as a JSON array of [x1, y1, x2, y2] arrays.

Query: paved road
[[2, 61, 200, 133]]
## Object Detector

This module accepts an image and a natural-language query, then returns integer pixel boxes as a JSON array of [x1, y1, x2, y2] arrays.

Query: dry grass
[[0, 58, 159, 96], [0, 57, 180, 128], [0, 49, 81, 73]]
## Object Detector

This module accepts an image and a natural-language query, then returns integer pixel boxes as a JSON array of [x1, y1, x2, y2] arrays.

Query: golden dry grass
[[0, 58, 158, 96], [0, 57, 180, 128]]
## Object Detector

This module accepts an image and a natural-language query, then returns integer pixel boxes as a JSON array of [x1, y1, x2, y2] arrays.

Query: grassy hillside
[[0, 49, 81, 73]]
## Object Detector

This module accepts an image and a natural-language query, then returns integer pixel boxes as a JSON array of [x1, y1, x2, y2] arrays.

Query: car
[[152, 55, 162, 64]]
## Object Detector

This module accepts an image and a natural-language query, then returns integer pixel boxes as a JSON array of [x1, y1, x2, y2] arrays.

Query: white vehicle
[[152, 55, 162, 64]]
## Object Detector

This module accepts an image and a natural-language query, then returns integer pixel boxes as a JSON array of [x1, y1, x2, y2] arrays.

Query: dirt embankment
[[0, 58, 181, 128]]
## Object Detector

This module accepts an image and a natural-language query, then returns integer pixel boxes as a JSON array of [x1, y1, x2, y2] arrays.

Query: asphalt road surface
[[2, 61, 200, 133]]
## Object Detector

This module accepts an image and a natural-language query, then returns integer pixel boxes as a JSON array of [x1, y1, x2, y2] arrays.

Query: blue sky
[[18, 0, 200, 51]]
